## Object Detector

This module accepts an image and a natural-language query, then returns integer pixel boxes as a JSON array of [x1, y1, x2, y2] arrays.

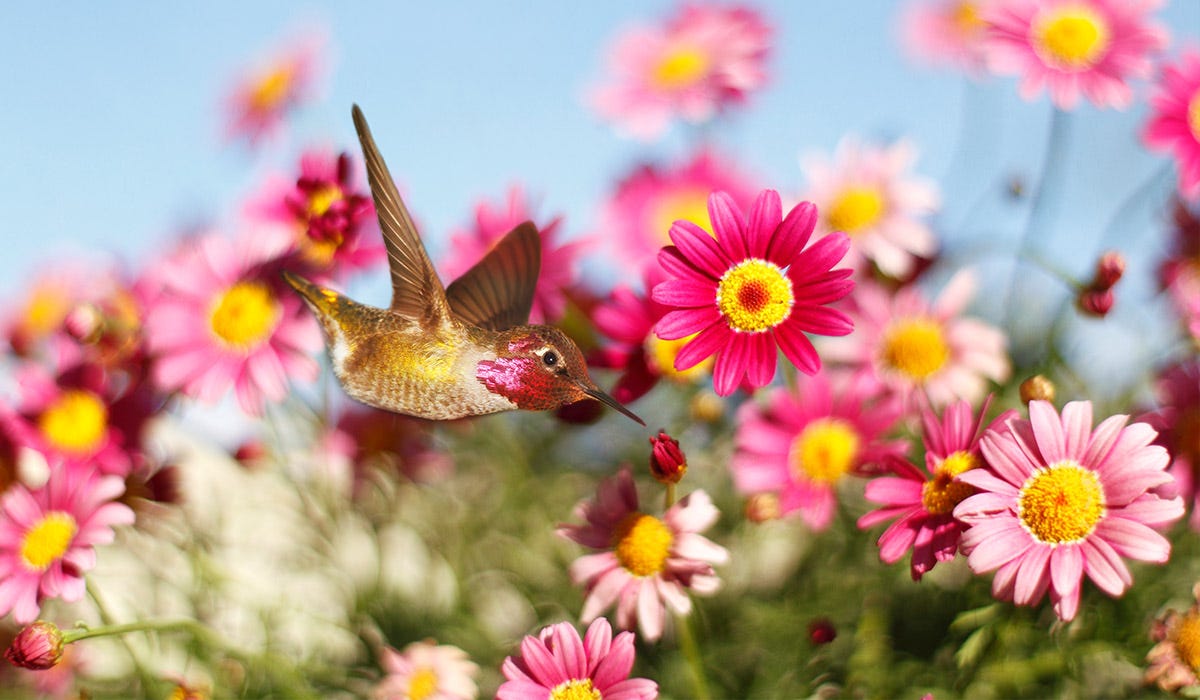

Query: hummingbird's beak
[[580, 383, 646, 426]]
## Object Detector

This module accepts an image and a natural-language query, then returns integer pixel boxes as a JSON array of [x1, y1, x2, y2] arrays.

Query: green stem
[[86, 579, 160, 699], [676, 612, 711, 700], [664, 482, 676, 510]]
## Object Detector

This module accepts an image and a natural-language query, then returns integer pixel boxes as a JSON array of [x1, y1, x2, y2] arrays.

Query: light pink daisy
[[373, 640, 478, 700], [652, 189, 855, 396], [981, 0, 1168, 110], [440, 186, 586, 324], [601, 151, 758, 270], [899, 0, 995, 74], [144, 229, 321, 415], [1146, 582, 1200, 692], [732, 370, 907, 531], [1140, 359, 1200, 530], [589, 4, 770, 139], [557, 468, 727, 642], [858, 397, 1016, 579], [801, 137, 940, 280], [1145, 50, 1200, 201], [225, 32, 322, 146], [954, 400, 1184, 622], [245, 149, 382, 280], [822, 272, 1010, 408], [0, 465, 135, 623], [497, 618, 657, 700]]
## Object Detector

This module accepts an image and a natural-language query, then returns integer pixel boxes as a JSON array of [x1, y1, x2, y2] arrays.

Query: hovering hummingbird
[[283, 105, 644, 425]]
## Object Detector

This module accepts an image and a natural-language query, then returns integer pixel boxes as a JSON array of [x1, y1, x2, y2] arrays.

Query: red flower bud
[[1093, 251, 1125, 290], [1077, 288, 1114, 317], [808, 618, 837, 645], [5, 621, 64, 670], [648, 431, 687, 484]]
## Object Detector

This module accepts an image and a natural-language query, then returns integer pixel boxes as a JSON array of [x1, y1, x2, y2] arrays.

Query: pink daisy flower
[[801, 137, 940, 279], [601, 151, 758, 270], [858, 397, 1017, 579], [589, 4, 770, 140], [822, 272, 1011, 408], [1146, 582, 1200, 692], [0, 465, 135, 623], [981, 0, 1168, 110], [373, 640, 478, 700], [954, 400, 1184, 622], [2, 261, 111, 358], [1145, 50, 1200, 201], [225, 33, 322, 145], [144, 229, 321, 415], [440, 186, 586, 324], [731, 370, 907, 531], [246, 149, 382, 279], [898, 0, 995, 74], [652, 189, 855, 396], [557, 468, 727, 642], [497, 618, 657, 700], [1140, 359, 1200, 530]]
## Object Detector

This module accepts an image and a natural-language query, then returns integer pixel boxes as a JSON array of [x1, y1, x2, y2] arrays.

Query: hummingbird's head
[[476, 327, 645, 425]]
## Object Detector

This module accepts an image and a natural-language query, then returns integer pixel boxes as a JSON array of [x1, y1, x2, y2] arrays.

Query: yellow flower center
[[654, 189, 714, 245], [38, 390, 108, 455], [307, 185, 343, 219], [1017, 461, 1105, 544], [653, 46, 710, 89], [612, 512, 673, 577], [20, 511, 77, 571], [1188, 89, 1200, 142], [826, 186, 886, 235], [551, 678, 602, 700], [881, 318, 950, 382], [647, 332, 712, 382], [1033, 7, 1111, 70], [407, 667, 439, 700], [716, 259, 795, 333], [22, 288, 69, 337], [209, 281, 281, 350], [952, 1, 986, 37], [922, 451, 979, 515], [251, 66, 292, 110], [790, 418, 861, 484], [1175, 611, 1200, 673]]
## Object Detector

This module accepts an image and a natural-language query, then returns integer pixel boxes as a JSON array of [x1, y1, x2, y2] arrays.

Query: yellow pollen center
[[1017, 461, 1105, 544], [790, 418, 861, 484], [922, 451, 979, 515], [209, 281, 281, 350], [550, 678, 602, 700], [826, 186, 886, 235], [1033, 8, 1111, 69], [38, 390, 108, 455], [407, 667, 439, 700], [612, 512, 673, 577], [653, 47, 710, 89], [22, 288, 69, 336], [648, 332, 712, 381], [952, 1, 986, 37], [251, 67, 292, 110], [20, 511, 77, 570], [882, 318, 950, 381], [1187, 89, 1200, 142], [655, 190, 714, 245], [307, 185, 343, 219], [1175, 611, 1200, 673], [716, 259, 794, 332]]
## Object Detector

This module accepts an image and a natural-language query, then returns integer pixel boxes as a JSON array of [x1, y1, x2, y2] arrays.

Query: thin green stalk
[[86, 579, 160, 698], [664, 482, 677, 510], [676, 613, 711, 700]]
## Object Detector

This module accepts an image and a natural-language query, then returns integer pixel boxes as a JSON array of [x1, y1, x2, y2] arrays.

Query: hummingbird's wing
[[352, 105, 451, 326], [445, 222, 541, 331]]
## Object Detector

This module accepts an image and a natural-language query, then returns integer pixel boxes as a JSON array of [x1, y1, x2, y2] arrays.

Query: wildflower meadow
[[5, 2, 1200, 698]]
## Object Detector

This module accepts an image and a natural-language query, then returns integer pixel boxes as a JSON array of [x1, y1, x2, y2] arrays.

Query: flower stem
[[86, 579, 160, 699], [676, 612, 711, 700], [664, 482, 677, 509]]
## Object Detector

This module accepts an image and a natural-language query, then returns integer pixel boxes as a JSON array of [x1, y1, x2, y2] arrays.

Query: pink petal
[[746, 189, 782, 258], [673, 321, 730, 371], [1095, 517, 1171, 563], [1013, 544, 1051, 605], [1081, 537, 1132, 596], [708, 192, 748, 260], [656, 308, 721, 342], [767, 201, 817, 264], [669, 220, 731, 280], [635, 579, 665, 642]]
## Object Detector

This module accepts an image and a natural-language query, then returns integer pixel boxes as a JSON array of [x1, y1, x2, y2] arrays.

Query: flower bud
[[5, 621, 64, 670], [1077, 288, 1114, 317], [1019, 375, 1055, 405], [1093, 251, 1125, 290], [744, 492, 781, 523], [648, 431, 686, 484], [808, 617, 837, 645]]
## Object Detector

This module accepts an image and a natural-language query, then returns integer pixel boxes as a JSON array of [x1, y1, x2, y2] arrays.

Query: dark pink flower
[[497, 618, 657, 700], [1141, 359, 1200, 530], [4, 621, 64, 670], [225, 33, 322, 146], [1144, 50, 1200, 201]]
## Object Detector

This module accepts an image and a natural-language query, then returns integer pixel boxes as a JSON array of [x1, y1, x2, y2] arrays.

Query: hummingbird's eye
[[542, 351, 559, 367]]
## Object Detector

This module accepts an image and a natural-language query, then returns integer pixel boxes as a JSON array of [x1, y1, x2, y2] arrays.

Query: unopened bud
[[648, 431, 687, 484], [5, 621, 64, 670], [1093, 251, 1125, 290], [1019, 375, 1056, 405], [745, 492, 781, 523], [1077, 288, 1114, 317], [233, 440, 268, 470], [808, 617, 837, 645]]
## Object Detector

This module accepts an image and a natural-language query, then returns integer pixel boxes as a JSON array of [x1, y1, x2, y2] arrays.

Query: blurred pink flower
[[732, 371, 907, 531], [652, 190, 855, 396], [822, 272, 1010, 408], [440, 186, 585, 324], [858, 397, 1016, 579], [0, 465, 134, 623], [1144, 50, 1200, 201], [557, 468, 727, 642], [373, 640, 478, 700], [589, 4, 770, 139], [1140, 359, 1200, 530], [320, 403, 453, 490], [801, 137, 940, 279], [1146, 582, 1200, 692], [899, 0, 994, 74], [955, 400, 1183, 622], [601, 151, 758, 270], [2, 263, 109, 358], [144, 229, 321, 415], [1159, 201, 1200, 342], [981, 0, 1167, 110], [225, 33, 322, 145], [497, 618, 657, 700]]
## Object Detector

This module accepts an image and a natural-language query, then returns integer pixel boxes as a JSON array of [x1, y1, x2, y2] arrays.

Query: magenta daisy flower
[[981, 0, 1167, 110], [557, 468, 727, 642], [801, 137, 940, 279], [0, 465, 135, 623], [601, 151, 758, 269], [1144, 50, 1200, 201], [225, 32, 321, 146], [899, 0, 994, 74], [1140, 359, 1200, 530], [732, 370, 907, 531], [954, 400, 1184, 622], [652, 189, 854, 396], [497, 618, 657, 700], [373, 640, 478, 700], [589, 4, 770, 139], [144, 229, 321, 415], [858, 397, 1016, 579], [822, 272, 1010, 408]]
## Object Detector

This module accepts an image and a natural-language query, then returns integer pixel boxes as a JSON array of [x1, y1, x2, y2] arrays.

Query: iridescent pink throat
[[475, 339, 562, 410]]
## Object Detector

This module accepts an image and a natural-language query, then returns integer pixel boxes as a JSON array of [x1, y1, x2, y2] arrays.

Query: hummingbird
[[283, 105, 644, 426]]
